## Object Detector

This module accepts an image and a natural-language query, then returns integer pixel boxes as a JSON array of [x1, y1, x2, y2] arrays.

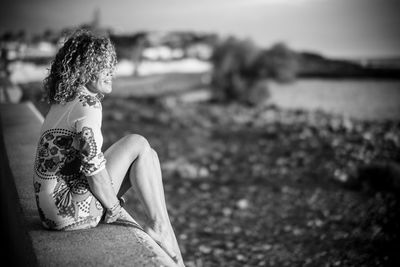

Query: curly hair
[[43, 29, 117, 104]]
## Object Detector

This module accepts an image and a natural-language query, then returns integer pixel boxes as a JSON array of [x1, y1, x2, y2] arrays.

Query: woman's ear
[[89, 73, 99, 82], [85, 73, 98, 87]]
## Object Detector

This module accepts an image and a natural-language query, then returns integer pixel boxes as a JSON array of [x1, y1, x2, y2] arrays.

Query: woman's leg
[[149, 150, 184, 264], [103, 134, 184, 265]]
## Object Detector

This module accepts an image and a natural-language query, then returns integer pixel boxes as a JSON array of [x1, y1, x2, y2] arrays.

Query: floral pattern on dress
[[78, 126, 106, 175], [38, 205, 57, 229], [35, 129, 81, 180], [61, 216, 100, 231], [33, 182, 58, 228], [34, 127, 105, 229], [34, 181, 41, 193], [53, 177, 91, 218], [79, 127, 97, 160], [77, 93, 101, 109], [34, 90, 106, 230]]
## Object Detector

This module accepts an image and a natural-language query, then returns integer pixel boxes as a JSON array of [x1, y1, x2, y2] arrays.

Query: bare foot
[[144, 221, 178, 263]]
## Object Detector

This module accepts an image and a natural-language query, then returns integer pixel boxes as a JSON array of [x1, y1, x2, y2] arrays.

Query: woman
[[33, 29, 184, 266]]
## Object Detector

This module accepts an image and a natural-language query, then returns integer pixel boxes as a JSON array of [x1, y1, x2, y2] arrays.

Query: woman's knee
[[151, 148, 158, 159], [124, 134, 151, 154]]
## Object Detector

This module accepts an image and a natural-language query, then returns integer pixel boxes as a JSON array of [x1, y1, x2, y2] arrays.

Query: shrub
[[254, 43, 299, 83], [210, 37, 266, 105]]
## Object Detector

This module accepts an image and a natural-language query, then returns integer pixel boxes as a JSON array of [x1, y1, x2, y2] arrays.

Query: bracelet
[[107, 201, 121, 215], [119, 196, 126, 207], [104, 201, 122, 223]]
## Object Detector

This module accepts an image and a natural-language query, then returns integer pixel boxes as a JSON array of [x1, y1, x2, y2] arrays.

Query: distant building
[[142, 46, 173, 61], [186, 43, 213, 60], [23, 41, 56, 59], [142, 46, 184, 61]]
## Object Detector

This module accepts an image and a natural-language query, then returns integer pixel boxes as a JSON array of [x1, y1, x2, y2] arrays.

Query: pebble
[[236, 199, 250, 209]]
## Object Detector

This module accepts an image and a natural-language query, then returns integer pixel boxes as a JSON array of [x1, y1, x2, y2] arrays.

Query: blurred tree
[[211, 36, 267, 105], [0, 31, 15, 42], [15, 30, 27, 43], [131, 34, 147, 76], [255, 42, 299, 83], [41, 29, 60, 44], [110, 32, 148, 76]]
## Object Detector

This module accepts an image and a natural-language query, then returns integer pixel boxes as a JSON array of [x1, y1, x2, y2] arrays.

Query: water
[[268, 79, 400, 121]]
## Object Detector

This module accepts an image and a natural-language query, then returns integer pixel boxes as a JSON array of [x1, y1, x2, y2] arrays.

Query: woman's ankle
[[147, 217, 169, 234]]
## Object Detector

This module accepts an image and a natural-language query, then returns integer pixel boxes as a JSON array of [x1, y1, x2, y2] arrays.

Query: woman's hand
[[104, 201, 122, 223], [86, 168, 121, 215]]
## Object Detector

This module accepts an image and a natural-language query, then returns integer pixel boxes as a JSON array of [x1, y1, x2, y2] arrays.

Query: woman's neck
[[79, 85, 98, 96], [78, 86, 104, 101]]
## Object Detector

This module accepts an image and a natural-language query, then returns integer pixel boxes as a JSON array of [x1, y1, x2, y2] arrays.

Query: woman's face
[[86, 69, 113, 95]]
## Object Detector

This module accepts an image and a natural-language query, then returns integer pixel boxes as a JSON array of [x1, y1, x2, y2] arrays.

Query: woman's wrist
[[104, 200, 122, 223]]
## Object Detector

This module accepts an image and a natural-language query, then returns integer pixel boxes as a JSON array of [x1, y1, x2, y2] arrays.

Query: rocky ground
[[100, 96, 400, 267]]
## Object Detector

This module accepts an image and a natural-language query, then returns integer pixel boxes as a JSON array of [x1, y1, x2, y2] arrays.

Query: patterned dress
[[33, 87, 107, 230]]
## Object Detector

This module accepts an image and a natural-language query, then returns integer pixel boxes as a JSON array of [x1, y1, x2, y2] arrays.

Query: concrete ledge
[[0, 102, 177, 267]]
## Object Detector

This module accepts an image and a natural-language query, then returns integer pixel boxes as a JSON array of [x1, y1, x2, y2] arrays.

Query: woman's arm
[[87, 169, 122, 223], [77, 125, 122, 222], [86, 168, 119, 209], [70, 95, 122, 222]]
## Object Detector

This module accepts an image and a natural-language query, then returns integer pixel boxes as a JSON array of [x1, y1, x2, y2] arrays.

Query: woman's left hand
[[104, 201, 122, 223]]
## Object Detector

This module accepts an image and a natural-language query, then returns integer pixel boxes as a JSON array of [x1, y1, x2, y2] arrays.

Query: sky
[[1, 0, 400, 59]]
